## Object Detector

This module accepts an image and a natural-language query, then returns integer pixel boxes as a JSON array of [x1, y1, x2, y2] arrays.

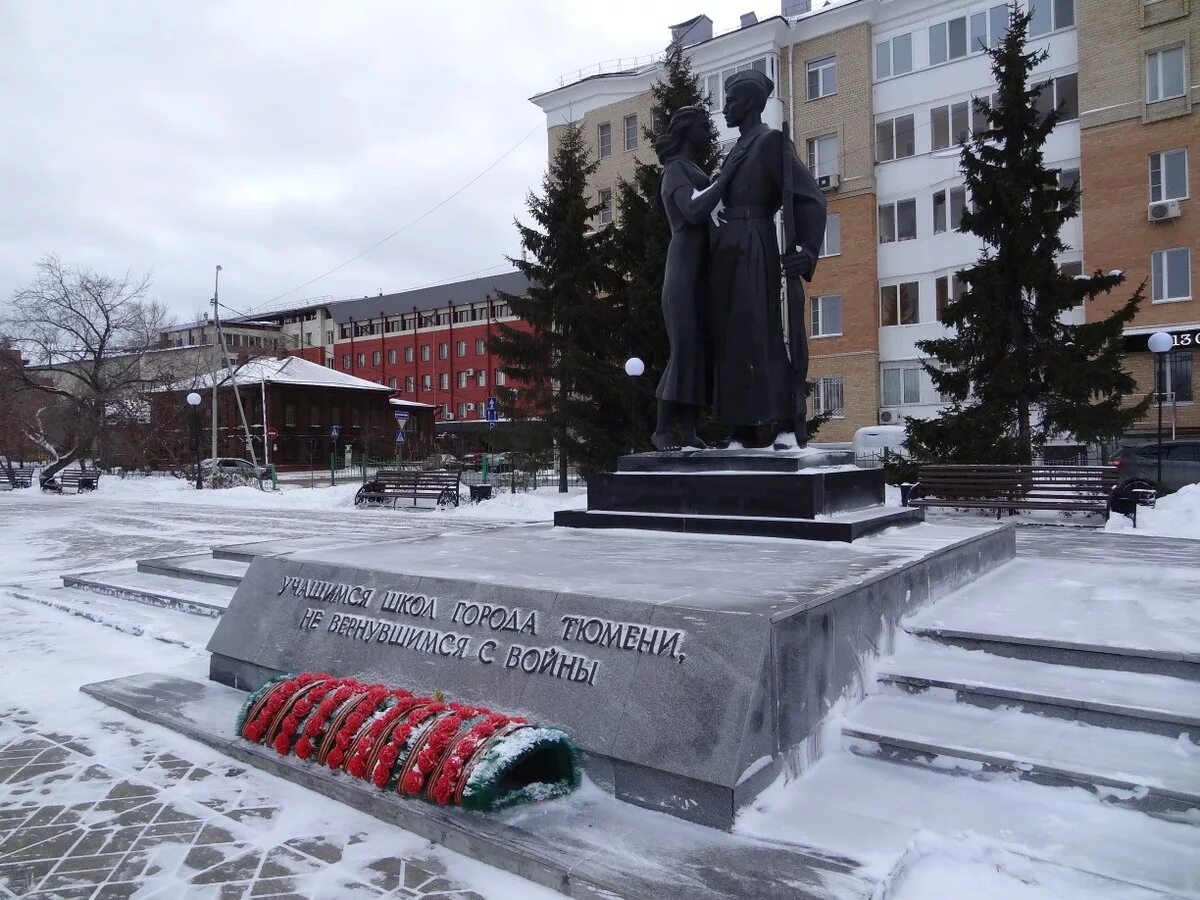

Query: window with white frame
[[806, 134, 838, 180], [438, 342, 449, 360], [971, 91, 999, 135], [495, 369, 507, 386], [405, 346, 414, 363], [811, 295, 843, 337], [935, 272, 965, 319], [388, 376, 398, 389], [1033, 74, 1079, 123], [599, 188, 614, 225], [1147, 46, 1185, 102], [882, 365, 922, 406], [476, 370, 487, 387], [457, 401, 469, 419], [387, 348, 396, 364], [597, 122, 612, 159], [1059, 168, 1080, 214], [442, 404, 451, 419], [929, 16, 968, 66], [341, 354, 350, 370], [1152, 248, 1192, 302], [820, 213, 841, 257], [624, 115, 638, 151], [807, 56, 837, 99], [970, 5, 1009, 52], [372, 350, 381, 365], [476, 338, 486, 355], [875, 33, 913, 80], [875, 114, 915, 162], [813, 376, 845, 418], [457, 371, 468, 389], [880, 281, 920, 326], [456, 340, 466, 357], [1150, 149, 1189, 202], [704, 58, 772, 110], [1029, 0, 1074, 36], [356, 352, 365, 366], [421, 374, 431, 390], [931, 101, 970, 150], [933, 186, 967, 233], [879, 198, 917, 243], [421, 345, 430, 362], [406, 376, 415, 392]]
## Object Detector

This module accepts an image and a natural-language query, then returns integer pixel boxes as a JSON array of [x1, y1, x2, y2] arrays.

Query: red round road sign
[[266, 427, 278, 440]]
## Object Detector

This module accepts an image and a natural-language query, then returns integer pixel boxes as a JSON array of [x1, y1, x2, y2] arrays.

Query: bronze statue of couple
[[650, 69, 827, 452]]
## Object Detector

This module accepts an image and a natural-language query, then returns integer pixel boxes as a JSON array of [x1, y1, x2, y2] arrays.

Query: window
[[476, 338, 486, 355], [372, 350, 381, 365], [1059, 168, 1080, 214], [388, 376, 398, 389], [1147, 46, 1186, 102], [875, 114, 915, 162], [325, 330, 334, 344], [421, 345, 431, 362], [439, 373, 449, 390], [1034, 74, 1079, 124], [405, 376, 415, 392], [820, 213, 841, 257], [438, 342, 448, 360], [882, 366, 922, 406], [1152, 248, 1192, 302], [458, 371, 468, 389], [972, 91, 998, 136], [597, 122, 611, 158], [935, 273, 965, 318], [310, 405, 321, 427], [811, 295, 843, 337], [476, 370, 487, 387], [807, 56, 837, 99], [1166, 350, 1195, 402], [303, 331, 312, 346], [342, 354, 351, 370], [704, 57, 773, 110], [929, 16, 968, 66], [880, 282, 920, 326], [933, 186, 967, 233], [599, 188, 614, 225], [405, 346, 414, 363], [456, 340, 466, 358], [421, 374, 432, 390], [879, 198, 917, 243], [284, 403, 296, 427], [806, 134, 838, 180], [813, 376, 845, 418], [496, 369, 507, 386], [1029, 0, 1074, 36], [931, 102, 970, 150], [1150, 149, 1189, 202], [970, 5, 1008, 52], [356, 352, 365, 366], [624, 114, 638, 151], [875, 33, 913, 79], [325, 358, 333, 368], [457, 401, 469, 419], [340, 325, 351, 339], [387, 348, 397, 364]]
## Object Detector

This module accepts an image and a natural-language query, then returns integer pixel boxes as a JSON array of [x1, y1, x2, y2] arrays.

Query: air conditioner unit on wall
[[817, 173, 840, 192], [1148, 200, 1181, 222], [463, 369, 474, 376], [878, 409, 899, 424], [466, 402, 476, 411]]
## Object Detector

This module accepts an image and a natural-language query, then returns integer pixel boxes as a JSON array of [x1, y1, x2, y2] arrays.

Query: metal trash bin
[[469, 484, 493, 503]]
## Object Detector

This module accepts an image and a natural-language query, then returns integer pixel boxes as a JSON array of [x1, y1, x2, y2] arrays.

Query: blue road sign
[[331, 425, 340, 439], [394, 410, 410, 421], [395, 429, 406, 443], [485, 396, 498, 412]]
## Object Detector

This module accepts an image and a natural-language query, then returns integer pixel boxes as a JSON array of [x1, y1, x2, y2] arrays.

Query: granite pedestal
[[206, 521, 1014, 829]]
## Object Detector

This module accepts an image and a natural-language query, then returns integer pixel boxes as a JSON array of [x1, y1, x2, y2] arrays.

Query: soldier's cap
[[724, 69, 774, 101]]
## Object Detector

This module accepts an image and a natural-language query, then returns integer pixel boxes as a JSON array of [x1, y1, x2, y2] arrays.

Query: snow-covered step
[[842, 694, 1200, 819], [738, 753, 1200, 899], [63, 567, 233, 616], [879, 640, 1200, 740], [8, 586, 217, 649], [905, 558, 1200, 680], [136, 552, 249, 587]]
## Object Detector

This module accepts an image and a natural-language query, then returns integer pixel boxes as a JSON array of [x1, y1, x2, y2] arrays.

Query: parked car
[[420, 453, 462, 472], [201, 458, 267, 479], [1112, 440, 1200, 495]]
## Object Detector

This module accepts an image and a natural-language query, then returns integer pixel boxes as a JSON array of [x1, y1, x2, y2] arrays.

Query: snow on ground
[[1106, 483, 1200, 540]]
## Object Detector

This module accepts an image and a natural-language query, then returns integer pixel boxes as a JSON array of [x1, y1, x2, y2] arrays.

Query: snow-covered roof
[[165, 356, 392, 393], [389, 397, 435, 409]]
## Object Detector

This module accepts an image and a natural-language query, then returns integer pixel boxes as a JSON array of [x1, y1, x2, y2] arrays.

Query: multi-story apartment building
[[1079, 1, 1197, 438], [534, 0, 1199, 446]]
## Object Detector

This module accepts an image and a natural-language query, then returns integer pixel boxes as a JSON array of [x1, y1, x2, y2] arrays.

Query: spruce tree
[[491, 120, 615, 490], [908, 3, 1146, 465]]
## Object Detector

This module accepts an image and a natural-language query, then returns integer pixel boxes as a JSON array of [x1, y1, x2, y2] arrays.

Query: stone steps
[[842, 693, 1200, 819], [11, 586, 216, 649], [878, 639, 1200, 740], [63, 568, 233, 617], [136, 552, 249, 587]]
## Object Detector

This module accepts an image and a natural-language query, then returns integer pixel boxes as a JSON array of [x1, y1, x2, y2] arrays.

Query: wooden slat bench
[[355, 469, 461, 509], [904, 465, 1118, 519], [41, 468, 101, 494], [2, 466, 34, 489]]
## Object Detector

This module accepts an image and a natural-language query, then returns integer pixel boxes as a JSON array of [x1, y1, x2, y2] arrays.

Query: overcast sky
[[1, 1, 782, 323]]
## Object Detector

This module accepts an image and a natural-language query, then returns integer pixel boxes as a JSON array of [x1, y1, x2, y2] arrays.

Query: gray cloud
[[0, 1, 764, 322]]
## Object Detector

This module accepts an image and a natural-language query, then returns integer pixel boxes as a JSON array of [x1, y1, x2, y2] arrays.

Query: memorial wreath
[[236, 672, 580, 812]]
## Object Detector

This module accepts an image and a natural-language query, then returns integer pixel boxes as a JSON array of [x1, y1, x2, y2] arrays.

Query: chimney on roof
[[782, 0, 811, 16], [740, 11, 758, 27], [669, 14, 713, 48]]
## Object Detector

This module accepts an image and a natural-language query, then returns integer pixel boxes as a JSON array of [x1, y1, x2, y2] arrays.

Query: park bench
[[355, 468, 461, 509], [1, 466, 35, 490], [903, 464, 1118, 520], [40, 467, 101, 494]]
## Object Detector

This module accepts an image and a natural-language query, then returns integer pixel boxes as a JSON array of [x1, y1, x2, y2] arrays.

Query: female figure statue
[[651, 105, 746, 451]]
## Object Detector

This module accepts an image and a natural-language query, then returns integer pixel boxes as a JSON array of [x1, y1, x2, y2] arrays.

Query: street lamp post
[[624, 357, 644, 455], [1147, 331, 1173, 494], [186, 392, 203, 490]]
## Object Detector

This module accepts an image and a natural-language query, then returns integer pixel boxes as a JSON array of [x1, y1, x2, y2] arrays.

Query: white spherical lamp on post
[[1147, 331, 1173, 492], [186, 392, 203, 490], [624, 357, 645, 455]]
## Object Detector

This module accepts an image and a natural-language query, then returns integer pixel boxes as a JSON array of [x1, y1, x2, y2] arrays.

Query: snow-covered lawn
[[1107, 482, 1200, 540]]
